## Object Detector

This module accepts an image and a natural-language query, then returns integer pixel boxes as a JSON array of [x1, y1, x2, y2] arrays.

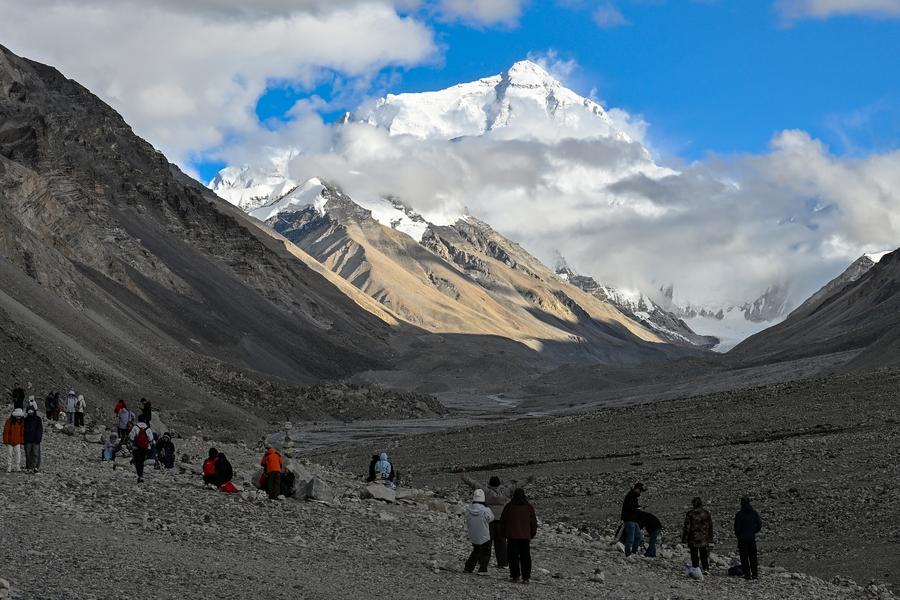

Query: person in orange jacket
[[3, 408, 26, 472], [260, 446, 283, 500]]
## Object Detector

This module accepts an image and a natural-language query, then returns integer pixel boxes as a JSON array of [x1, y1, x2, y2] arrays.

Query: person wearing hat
[[461, 470, 534, 568], [463, 489, 495, 574], [734, 496, 762, 580], [65, 390, 77, 425], [621, 482, 646, 557], [23, 407, 43, 472], [682, 497, 714, 572], [3, 408, 26, 472]]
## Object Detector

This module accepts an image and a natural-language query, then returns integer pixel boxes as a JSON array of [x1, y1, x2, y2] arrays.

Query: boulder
[[299, 476, 333, 502], [363, 483, 396, 503]]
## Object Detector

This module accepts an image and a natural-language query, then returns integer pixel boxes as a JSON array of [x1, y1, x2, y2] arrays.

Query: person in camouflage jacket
[[682, 497, 714, 571]]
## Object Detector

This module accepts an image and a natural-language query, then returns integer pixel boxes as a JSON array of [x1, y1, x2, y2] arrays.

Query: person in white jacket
[[463, 489, 495, 574], [65, 390, 77, 425]]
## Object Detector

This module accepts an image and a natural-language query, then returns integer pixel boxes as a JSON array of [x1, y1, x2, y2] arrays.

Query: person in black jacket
[[140, 398, 152, 425], [620, 482, 645, 557], [638, 510, 662, 557], [734, 496, 762, 579], [23, 408, 43, 472]]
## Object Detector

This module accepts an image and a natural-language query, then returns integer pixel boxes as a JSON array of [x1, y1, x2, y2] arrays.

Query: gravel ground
[[0, 415, 893, 599], [313, 367, 900, 593]]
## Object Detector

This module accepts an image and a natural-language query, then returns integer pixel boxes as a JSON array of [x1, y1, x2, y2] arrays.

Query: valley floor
[[0, 410, 894, 600], [314, 366, 900, 592]]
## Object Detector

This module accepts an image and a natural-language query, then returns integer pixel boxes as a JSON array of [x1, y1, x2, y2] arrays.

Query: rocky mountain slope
[[237, 177, 702, 367], [731, 249, 900, 368], [0, 417, 890, 599], [555, 261, 718, 348], [789, 251, 890, 320], [0, 44, 411, 431]]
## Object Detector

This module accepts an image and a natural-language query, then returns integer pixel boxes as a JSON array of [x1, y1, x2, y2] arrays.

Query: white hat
[[12, 408, 24, 418], [473, 489, 485, 503]]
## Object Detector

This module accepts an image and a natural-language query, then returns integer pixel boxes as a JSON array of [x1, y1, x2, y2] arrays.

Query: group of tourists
[[619, 482, 763, 581]]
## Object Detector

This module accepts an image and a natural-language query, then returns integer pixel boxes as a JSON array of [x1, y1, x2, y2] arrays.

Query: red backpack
[[134, 427, 150, 450]]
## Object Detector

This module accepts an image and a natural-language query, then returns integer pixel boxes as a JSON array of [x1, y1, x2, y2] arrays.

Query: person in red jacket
[[3, 408, 26, 472], [260, 446, 283, 500], [500, 488, 538, 584]]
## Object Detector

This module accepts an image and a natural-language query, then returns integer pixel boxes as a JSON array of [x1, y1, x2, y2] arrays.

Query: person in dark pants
[[23, 408, 43, 472], [464, 489, 494, 574], [461, 471, 533, 569], [501, 488, 538, 584], [140, 398, 152, 425], [735, 496, 762, 580], [128, 416, 154, 483], [621, 482, 645, 556], [682, 497, 714, 572], [638, 510, 662, 557], [260, 446, 283, 500]]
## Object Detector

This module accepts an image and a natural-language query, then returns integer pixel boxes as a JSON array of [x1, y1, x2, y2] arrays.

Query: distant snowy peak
[[555, 261, 717, 348], [359, 60, 630, 143], [864, 250, 892, 264], [209, 161, 298, 212]]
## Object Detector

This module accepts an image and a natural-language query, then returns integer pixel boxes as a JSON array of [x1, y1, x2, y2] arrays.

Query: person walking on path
[[501, 488, 538, 584], [23, 408, 43, 473], [65, 390, 77, 425], [463, 489, 494, 575], [683, 497, 714, 572], [461, 471, 531, 568], [128, 416, 154, 483], [3, 408, 25, 472], [735, 496, 762, 580], [260, 446, 283, 499], [74, 394, 86, 428], [621, 482, 645, 557], [638, 510, 662, 558]]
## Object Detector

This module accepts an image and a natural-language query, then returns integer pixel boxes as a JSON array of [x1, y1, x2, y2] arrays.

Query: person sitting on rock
[[23, 407, 43, 473], [373, 452, 395, 486], [638, 510, 662, 558], [202, 448, 233, 488], [682, 497, 714, 574], [366, 454, 380, 482], [260, 446, 283, 500], [501, 488, 538, 584], [155, 433, 175, 469], [3, 408, 26, 472], [102, 433, 119, 461], [463, 489, 494, 575]]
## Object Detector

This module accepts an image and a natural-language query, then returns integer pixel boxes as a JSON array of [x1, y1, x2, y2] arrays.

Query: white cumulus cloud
[[776, 0, 900, 21]]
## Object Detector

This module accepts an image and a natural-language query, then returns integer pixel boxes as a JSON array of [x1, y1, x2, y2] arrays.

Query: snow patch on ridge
[[250, 178, 327, 222]]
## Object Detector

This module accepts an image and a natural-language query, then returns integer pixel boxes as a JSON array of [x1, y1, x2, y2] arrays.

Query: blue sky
[[227, 1, 899, 184]]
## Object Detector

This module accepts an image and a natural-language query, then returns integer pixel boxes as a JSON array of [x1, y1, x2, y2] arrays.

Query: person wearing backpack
[[128, 416, 154, 483], [260, 446, 283, 500], [23, 408, 43, 473], [74, 394, 86, 428]]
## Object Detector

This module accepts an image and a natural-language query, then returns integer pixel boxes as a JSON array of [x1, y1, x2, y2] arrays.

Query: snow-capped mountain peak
[[358, 59, 627, 143]]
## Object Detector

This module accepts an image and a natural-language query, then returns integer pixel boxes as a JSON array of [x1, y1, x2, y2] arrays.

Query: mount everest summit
[[211, 59, 794, 350]]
